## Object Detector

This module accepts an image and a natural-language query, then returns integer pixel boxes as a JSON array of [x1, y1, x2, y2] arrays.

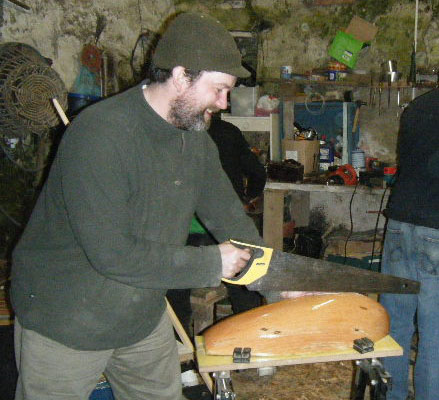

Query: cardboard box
[[346, 16, 378, 42], [329, 16, 378, 69], [328, 31, 364, 69], [283, 139, 320, 175]]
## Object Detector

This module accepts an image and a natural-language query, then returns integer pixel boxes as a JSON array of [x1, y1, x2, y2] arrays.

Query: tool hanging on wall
[[387, 82, 391, 108], [409, 0, 419, 100], [72, 44, 103, 97], [378, 86, 382, 115], [380, 60, 400, 110], [352, 101, 366, 133], [81, 44, 102, 74], [69, 44, 103, 115]]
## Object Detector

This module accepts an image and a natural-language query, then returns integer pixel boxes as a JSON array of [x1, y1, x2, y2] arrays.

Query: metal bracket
[[213, 371, 236, 400]]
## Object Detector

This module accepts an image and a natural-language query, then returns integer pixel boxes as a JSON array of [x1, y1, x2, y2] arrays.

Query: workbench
[[195, 335, 402, 399], [263, 181, 389, 250]]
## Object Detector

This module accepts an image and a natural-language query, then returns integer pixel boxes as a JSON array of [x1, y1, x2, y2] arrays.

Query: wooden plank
[[282, 100, 294, 144], [264, 182, 387, 195], [166, 298, 214, 393], [269, 113, 281, 162], [196, 335, 402, 372], [263, 188, 285, 250], [166, 298, 194, 354]]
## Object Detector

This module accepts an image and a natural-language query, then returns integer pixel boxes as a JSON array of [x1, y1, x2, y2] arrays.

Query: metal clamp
[[353, 358, 392, 400], [213, 371, 236, 400], [233, 347, 251, 363], [353, 337, 374, 354]]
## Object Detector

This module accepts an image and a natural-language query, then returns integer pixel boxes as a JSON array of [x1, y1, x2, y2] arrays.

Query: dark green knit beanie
[[153, 13, 250, 78]]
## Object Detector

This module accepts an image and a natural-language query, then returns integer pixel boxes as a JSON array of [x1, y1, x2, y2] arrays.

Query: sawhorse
[[195, 335, 402, 400], [352, 358, 392, 400]]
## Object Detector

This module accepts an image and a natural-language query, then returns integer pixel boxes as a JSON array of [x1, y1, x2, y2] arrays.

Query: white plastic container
[[230, 86, 259, 116], [351, 149, 366, 171]]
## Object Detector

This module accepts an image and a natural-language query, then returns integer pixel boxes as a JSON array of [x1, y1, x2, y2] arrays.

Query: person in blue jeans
[[380, 88, 439, 400]]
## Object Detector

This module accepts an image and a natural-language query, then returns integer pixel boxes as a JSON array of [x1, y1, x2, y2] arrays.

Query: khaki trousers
[[14, 312, 185, 400]]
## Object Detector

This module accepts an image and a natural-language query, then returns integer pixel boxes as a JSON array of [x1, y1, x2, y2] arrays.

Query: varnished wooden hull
[[204, 293, 389, 356]]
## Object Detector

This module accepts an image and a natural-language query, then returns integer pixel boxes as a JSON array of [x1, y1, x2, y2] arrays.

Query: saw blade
[[245, 250, 419, 294]]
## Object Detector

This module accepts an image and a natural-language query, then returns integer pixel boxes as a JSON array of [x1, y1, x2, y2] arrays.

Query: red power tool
[[326, 164, 357, 185]]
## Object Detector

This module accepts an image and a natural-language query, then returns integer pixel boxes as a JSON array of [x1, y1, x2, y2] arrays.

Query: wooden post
[[263, 189, 286, 250]]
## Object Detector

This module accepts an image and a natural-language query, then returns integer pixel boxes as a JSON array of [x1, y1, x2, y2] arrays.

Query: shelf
[[221, 113, 282, 161], [265, 181, 387, 194], [220, 114, 271, 131], [261, 77, 437, 89]]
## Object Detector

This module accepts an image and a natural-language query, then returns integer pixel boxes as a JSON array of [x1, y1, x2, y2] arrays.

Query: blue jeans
[[380, 219, 439, 400]]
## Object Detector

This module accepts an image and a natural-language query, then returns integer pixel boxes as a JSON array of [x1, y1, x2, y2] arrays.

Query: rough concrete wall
[[309, 189, 389, 232], [2, 0, 438, 161], [1, 0, 174, 91], [175, 0, 439, 163], [250, 0, 439, 79]]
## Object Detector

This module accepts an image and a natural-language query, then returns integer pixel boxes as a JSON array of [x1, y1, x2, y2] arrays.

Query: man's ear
[[171, 66, 190, 93]]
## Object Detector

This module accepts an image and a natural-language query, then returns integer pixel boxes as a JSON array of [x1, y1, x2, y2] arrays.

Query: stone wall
[[1, 0, 174, 90]]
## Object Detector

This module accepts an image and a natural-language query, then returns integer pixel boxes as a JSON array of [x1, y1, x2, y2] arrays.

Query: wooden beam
[[263, 189, 286, 250]]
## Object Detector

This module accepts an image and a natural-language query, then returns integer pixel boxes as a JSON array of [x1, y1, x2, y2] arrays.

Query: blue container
[[89, 380, 114, 400], [319, 140, 335, 171], [68, 93, 101, 115]]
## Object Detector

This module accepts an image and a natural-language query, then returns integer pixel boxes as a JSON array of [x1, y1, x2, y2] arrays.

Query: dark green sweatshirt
[[11, 83, 262, 350]]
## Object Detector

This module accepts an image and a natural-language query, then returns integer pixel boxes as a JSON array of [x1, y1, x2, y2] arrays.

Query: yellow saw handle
[[222, 239, 273, 285]]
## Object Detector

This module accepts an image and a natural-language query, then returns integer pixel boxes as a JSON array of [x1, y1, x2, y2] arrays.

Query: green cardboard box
[[328, 16, 378, 69], [328, 31, 364, 69]]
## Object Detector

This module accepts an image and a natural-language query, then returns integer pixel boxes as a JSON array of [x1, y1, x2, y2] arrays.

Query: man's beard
[[168, 93, 211, 131]]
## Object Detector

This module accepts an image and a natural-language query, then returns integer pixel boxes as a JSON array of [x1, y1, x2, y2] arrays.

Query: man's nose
[[216, 92, 228, 110]]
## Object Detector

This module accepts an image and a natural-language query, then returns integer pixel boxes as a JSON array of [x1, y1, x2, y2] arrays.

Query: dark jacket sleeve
[[208, 119, 266, 202], [194, 137, 263, 246]]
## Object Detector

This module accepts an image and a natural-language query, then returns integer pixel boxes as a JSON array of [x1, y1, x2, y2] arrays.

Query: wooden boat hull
[[203, 293, 389, 356]]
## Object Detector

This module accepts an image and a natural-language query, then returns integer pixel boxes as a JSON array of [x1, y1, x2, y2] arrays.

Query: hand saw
[[222, 240, 420, 294]]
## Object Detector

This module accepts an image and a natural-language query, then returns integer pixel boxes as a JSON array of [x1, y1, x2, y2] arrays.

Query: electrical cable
[[370, 184, 390, 271], [0, 203, 22, 227], [129, 0, 146, 81], [343, 179, 359, 264]]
